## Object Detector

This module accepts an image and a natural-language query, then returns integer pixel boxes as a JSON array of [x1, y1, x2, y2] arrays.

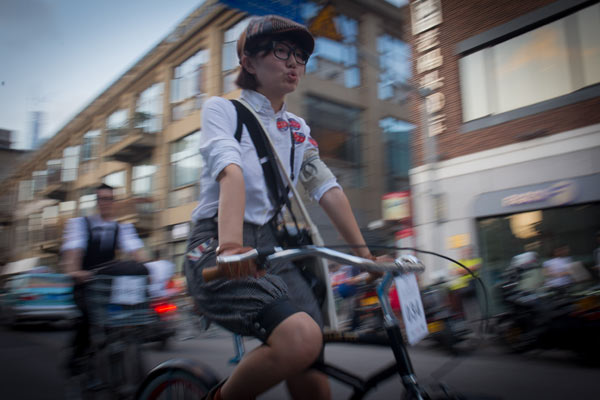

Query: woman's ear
[[241, 55, 256, 74]]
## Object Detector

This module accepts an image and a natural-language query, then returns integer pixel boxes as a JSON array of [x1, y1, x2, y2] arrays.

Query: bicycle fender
[[136, 358, 220, 398]]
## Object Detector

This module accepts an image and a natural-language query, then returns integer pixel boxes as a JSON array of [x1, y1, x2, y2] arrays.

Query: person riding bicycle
[[184, 15, 386, 400], [61, 183, 148, 375]]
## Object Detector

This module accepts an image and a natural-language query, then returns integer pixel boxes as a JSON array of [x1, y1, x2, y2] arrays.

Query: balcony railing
[[113, 196, 155, 234], [102, 128, 156, 163]]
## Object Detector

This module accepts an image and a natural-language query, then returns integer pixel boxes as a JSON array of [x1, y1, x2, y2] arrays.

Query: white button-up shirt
[[192, 90, 340, 226], [61, 215, 144, 254]]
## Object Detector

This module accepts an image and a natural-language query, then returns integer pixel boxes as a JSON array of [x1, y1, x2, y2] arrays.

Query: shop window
[[222, 18, 251, 94], [378, 34, 412, 103], [379, 117, 414, 192], [459, 3, 600, 122], [305, 96, 362, 187], [477, 202, 600, 314], [302, 5, 360, 89], [136, 83, 164, 133], [171, 49, 209, 121], [106, 109, 129, 146]]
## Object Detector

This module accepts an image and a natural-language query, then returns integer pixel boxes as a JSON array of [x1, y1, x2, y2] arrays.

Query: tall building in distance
[[29, 111, 44, 149]]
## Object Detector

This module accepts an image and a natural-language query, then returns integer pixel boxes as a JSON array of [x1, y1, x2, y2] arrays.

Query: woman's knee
[[268, 312, 323, 367]]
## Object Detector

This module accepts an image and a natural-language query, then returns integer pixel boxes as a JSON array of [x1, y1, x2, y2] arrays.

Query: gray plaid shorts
[[184, 218, 323, 341]]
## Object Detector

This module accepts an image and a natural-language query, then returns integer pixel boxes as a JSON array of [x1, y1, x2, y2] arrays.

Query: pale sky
[[0, 0, 203, 149]]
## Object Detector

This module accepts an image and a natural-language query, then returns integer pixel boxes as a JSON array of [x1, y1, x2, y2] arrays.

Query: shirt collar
[[240, 89, 288, 116]]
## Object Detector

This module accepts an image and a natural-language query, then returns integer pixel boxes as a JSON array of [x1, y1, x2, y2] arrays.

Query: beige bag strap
[[237, 98, 338, 329]]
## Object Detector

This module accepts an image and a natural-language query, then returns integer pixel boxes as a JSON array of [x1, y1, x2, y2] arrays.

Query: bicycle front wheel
[[137, 368, 218, 400]]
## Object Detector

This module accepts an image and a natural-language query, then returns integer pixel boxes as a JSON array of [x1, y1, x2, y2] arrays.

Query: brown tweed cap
[[237, 15, 315, 60]]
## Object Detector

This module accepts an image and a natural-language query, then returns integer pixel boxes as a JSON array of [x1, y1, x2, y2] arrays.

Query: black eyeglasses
[[270, 41, 310, 65]]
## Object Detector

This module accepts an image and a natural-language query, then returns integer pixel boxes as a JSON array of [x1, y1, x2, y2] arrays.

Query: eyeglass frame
[[266, 41, 311, 65]]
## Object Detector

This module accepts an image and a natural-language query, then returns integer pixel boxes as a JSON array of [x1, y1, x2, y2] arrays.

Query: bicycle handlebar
[[202, 245, 425, 282]]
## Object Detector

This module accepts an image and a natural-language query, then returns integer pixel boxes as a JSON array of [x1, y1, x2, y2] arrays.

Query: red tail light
[[19, 294, 39, 301], [154, 303, 177, 314]]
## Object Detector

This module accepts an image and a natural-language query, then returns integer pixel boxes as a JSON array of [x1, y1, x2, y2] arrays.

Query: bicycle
[[135, 245, 497, 400], [67, 265, 155, 400]]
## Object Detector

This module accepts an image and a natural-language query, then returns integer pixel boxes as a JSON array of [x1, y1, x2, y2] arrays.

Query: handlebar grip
[[202, 266, 222, 282], [201, 247, 278, 282]]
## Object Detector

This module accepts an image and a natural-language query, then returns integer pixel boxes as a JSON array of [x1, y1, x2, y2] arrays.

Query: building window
[[169, 131, 202, 207], [305, 96, 362, 187], [103, 170, 127, 197], [132, 164, 157, 197], [135, 83, 164, 133], [46, 159, 62, 186], [106, 109, 129, 145], [171, 49, 209, 121], [459, 3, 600, 122], [32, 170, 47, 194], [18, 180, 34, 202], [222, 18, 251, 94], [383, 0, 408, 6], [78, 191, 96, 217], [378, 34, 412, 102], [172, 240, 187, 276], [380, 117, 414, 192], [81, 130, 101, 161], [61, 146, 80, 182], [302, 6, 360, 88]]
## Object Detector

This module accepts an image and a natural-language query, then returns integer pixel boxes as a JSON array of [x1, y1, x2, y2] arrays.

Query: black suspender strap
[[231, 100, 291, 212]]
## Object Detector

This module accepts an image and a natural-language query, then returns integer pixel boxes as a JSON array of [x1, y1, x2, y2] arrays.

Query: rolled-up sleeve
[[118, 223, 144, 254], [300, 135, 341, 202], [61, 217, 87, 252], [200, 97, 243, 181]]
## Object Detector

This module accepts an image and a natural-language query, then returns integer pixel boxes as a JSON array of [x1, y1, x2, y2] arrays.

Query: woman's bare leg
[[220, 312, 325, 400], [286, 369, 331, 400]]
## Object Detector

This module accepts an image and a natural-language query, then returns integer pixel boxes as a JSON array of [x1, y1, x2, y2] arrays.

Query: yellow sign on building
[[309, 4, 342, 41]]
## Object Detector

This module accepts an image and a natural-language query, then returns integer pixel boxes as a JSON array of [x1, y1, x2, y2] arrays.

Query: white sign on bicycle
[[110, 276, 146, 305], [394, 273, 428, 345]]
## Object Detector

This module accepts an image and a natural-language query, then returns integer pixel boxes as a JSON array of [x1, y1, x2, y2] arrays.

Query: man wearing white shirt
[[61, 183, 148, 375]]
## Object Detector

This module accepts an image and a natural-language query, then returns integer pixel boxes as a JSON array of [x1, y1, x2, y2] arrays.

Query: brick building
[[408, 0, 600, 306]]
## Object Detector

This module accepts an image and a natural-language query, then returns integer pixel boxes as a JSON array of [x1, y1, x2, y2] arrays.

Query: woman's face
[[246, 40, 307, 98]]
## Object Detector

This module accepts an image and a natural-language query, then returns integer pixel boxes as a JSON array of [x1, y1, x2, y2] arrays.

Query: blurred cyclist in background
[[60, 183, 148, 375]]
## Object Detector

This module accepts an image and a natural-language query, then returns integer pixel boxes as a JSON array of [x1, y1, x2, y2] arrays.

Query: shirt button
[[254, 322, 261, 329]]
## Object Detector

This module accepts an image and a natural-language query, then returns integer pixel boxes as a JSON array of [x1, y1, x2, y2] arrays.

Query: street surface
[[0, 322, 597, 400]]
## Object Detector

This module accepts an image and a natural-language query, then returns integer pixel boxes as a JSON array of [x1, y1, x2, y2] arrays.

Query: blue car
[[0, 273, 80, 327]]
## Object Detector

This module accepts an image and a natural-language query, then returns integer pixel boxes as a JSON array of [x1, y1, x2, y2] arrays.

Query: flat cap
[[237, 15, 315, 60]]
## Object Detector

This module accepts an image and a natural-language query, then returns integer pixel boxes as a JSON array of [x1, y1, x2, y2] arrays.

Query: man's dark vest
[[81, 217, 120, 270]]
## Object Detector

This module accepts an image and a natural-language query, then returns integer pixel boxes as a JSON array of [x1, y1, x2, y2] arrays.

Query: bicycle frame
[[309, 271, 425, 400]]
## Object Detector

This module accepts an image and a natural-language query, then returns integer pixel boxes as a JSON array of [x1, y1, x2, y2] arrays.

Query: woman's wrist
[[216, 242, 242, 255]]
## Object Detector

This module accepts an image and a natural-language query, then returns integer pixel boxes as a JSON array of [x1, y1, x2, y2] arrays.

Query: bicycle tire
[[137, 368, 218, 400]]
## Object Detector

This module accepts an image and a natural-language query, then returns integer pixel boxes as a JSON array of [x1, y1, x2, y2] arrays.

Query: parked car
[[0, 273, 80, 327]]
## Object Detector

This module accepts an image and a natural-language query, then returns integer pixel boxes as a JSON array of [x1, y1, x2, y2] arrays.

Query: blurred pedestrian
[[60, 183, 147, 375], [542, 244, 573, 289]]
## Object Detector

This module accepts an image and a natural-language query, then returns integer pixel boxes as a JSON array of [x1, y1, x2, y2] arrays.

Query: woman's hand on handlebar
[[365, 254, 394, 283], [216, 243, 264, 279]]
